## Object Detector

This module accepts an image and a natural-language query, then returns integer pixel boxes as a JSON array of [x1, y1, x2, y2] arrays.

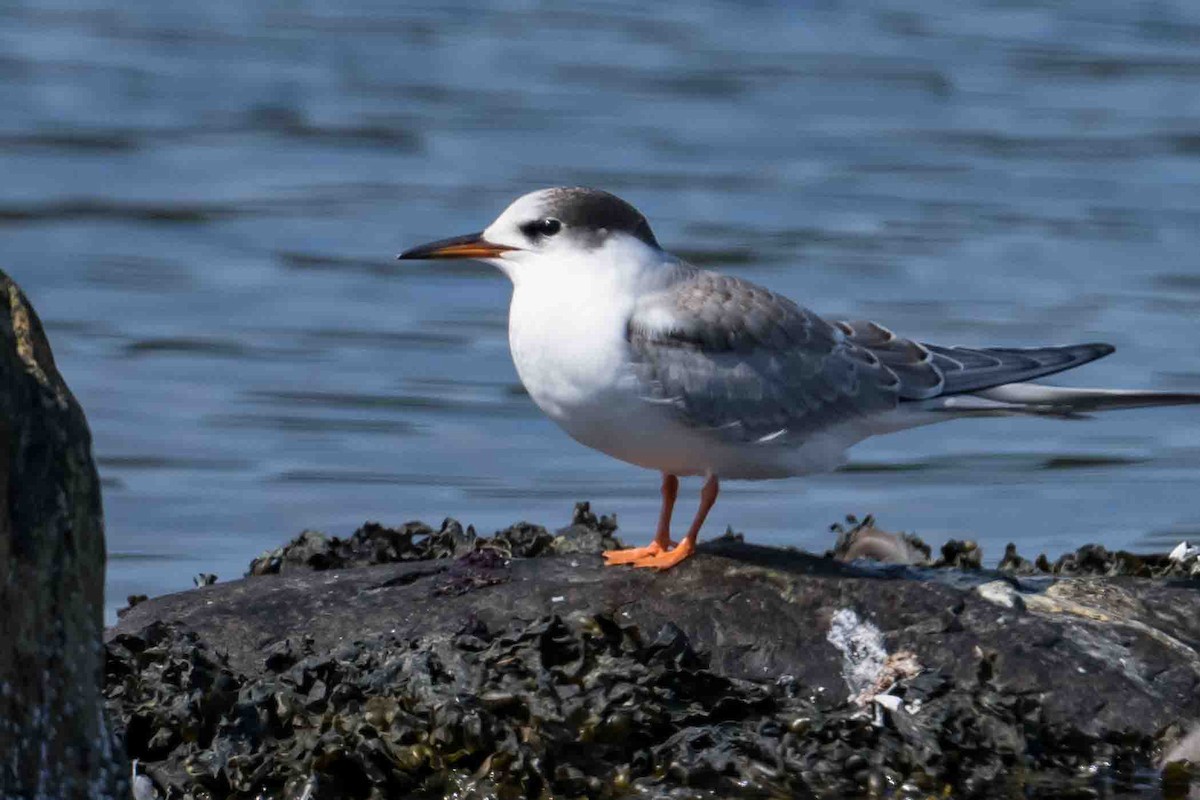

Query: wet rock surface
[[107, 507, 1200, 799]]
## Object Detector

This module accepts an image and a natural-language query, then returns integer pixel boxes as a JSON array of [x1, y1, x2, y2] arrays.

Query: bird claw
[[627, 540, 696, 570], [602, 540, 673, 565]]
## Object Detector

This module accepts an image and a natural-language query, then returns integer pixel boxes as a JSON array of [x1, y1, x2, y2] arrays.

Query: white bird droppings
[[976, 580, 1025, 611], [826, 608, 888, 703], [826, 607, 922, 708]]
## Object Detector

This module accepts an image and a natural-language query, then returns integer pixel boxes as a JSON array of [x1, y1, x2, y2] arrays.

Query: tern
[[400, 187, 1200, 569]]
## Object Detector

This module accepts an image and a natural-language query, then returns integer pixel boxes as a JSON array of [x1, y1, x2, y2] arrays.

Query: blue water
[[2, 0, 1200, 622]]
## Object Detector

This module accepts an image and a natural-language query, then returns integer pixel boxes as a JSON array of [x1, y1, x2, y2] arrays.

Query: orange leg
[[631, 474, 719, 570], [603, 473, 678, 565]]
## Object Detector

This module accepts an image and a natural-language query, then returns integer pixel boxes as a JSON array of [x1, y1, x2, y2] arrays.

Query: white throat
[[502, 235, 675, 423]]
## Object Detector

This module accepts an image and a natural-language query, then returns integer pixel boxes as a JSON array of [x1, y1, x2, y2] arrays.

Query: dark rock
[[246, 528, 350, 575], [934, 538, 983, 569], [263, 636, 313, 674], [997, 541, 1200, 580], [431, 547, 510, 596], [1052, 543, 1181, 578], [550, 501, 623, 554], [0, 270, 126, 797], [998, 542, 1037, 575], [245, 502, 624, 578], [107, 510, 1200, 799], [490, 520, 554, 557], [120, 594, 150, 617]]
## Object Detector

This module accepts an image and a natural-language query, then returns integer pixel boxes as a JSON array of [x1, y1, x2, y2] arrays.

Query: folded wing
[[836, 320, 1114, 396], [626, 271, 901, 444], [626, 269, 1115, 444]]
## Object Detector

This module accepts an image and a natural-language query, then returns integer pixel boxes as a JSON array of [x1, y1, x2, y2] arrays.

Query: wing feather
[[625, 271, 901, 444], [625, 268, 1115, 445], [923, 343, 1114, 394]]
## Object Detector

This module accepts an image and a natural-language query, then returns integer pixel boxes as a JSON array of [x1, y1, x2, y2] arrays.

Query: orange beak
[[397, 232, 517, 260]]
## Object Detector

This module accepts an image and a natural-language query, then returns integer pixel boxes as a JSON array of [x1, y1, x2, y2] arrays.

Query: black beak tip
[[396, 245, 426, 260], [395, 231, 495, 261]]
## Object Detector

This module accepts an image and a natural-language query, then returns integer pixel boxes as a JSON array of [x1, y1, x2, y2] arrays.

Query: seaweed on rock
[[105, 611, 1159, 800], [246, 502, 622, 576], [106, 506, 1199, 798]]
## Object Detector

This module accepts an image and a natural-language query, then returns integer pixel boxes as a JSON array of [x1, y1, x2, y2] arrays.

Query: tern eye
[[520, 218, 562, 239]]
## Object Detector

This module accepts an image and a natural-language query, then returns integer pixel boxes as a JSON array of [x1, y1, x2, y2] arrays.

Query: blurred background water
[[2, 0, 1199, 622]]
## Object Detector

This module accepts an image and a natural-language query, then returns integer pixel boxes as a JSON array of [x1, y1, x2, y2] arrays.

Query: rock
[[549, 501, 622, 554], [933, 538, 982, 569], [998, 542, 1036, 574], [999, 541, 1200, 579], [828, 514, 931, 565], [245, 502, 623, 577], [106, 509, 1200, 799], [119, 593, 150, 617], [0, 271, 126, 797], [1162, 723, 1200, 767]]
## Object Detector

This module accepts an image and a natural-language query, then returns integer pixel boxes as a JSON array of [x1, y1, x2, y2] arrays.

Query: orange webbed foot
[[603, 540, 674, 565], [630, 539, 695, 570]]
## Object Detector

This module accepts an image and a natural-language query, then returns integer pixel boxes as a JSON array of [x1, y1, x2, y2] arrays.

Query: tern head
[[398, 187, 662, 283]]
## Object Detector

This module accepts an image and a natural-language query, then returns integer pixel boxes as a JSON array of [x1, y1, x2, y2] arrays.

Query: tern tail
[[926, 383, 1200, 418], [902, 340, 1200, 417], [921, 341, 1116, 395]]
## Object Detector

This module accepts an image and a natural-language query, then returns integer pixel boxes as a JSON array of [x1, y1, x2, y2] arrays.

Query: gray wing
[[835, 320, 1112, 394], [625, 270, 1113, 444], [625, 271, 910, 444]]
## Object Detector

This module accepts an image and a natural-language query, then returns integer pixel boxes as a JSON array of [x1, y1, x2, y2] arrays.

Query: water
[[2, 1, 1200, 624]]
